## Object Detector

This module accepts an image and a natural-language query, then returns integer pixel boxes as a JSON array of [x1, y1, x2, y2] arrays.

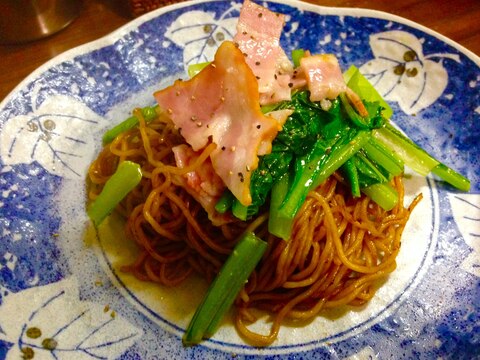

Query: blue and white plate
[[0, 0, 478, 358]]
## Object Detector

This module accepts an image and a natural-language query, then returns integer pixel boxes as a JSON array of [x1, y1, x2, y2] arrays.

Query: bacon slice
[[172, 145, 233, 226], [233, 0, 293, 105], [154, 41, 279, 206], [300, 54, 347, 102]]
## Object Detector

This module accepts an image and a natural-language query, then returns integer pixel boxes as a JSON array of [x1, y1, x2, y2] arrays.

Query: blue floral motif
[[359, 30, 461, 115], [164, 4, 241, 70], [448, 194, 480, 276], [0, 278, 142, 359]]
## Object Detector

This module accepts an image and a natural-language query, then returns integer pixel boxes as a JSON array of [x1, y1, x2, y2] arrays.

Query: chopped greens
[[183, 232, 267, 346], [216, 65, 470, 241], [87, 161, 142, 227], [102, 105, 159, 145], [272, 129, 371, 239], [431, 163, 470, 192], [291, 48, 306, 68], [188, 61, 211, 78], [343, 65, 393, 119]]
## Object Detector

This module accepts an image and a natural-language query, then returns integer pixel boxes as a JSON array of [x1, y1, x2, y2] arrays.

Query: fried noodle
[[87, 109, 422, 346]]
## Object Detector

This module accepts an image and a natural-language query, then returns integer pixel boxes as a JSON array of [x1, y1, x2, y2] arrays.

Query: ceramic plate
[[0, 0, 478, 358]]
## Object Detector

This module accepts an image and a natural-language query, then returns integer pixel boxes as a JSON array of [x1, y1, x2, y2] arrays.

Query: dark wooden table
[[1, 0, 479, 101]]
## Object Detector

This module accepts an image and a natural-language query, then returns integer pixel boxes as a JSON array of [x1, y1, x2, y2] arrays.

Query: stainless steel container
[[0, 0, 82, 44]]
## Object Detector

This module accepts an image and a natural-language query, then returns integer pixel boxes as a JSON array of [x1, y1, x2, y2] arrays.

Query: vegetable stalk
[[272, 130, 370, 240], [183, 232, 267, 346], [102, 105, 158, 144], [87, 160, 142, 227], [268, 172, 293, 240]]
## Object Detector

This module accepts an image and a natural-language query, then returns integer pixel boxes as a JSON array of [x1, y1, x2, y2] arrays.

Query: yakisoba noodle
[[88, 108, 422, 346]]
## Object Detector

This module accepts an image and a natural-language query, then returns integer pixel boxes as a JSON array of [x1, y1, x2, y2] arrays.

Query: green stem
[[215, 191, 235, 214], [355, 151, 389, 184], [291, 49, 305, 68], [361, 182, 398, 211], [372, 124, 438, 176], [431, 163, 470, 191], [277, 130, 370, 239], [102, 105, 158, 144], [87, 161, 142, 227], [342, 158, 361, 197], [363, 137, 404, 176], [373, 123, 469, 191], [311, 130, 371, 189], [183, 232, 267, 345], [232, 200, 249, 221], [268, 172, 293, 240]]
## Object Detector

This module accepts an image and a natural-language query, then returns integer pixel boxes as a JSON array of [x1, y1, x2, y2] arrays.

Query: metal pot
[[0, 0, 82, 44]]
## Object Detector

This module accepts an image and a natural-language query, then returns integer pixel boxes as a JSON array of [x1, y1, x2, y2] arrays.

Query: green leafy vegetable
[[87, 161, 142, 227], [183, 232, 267, 346], [228, 91, 348, 220], [342, 158, 361, 197], [188, 62, 211, 78], [431, 163, 470, 192], [214, 64, 469, 241], [102, 105, 158, 144], [291, 48, 305, 68], [345, 66, 469, 189], [343, 65, 393, 119], [274, 129, 371, 236], [362, 182, 398, 211], [268, 171, 293, 240]]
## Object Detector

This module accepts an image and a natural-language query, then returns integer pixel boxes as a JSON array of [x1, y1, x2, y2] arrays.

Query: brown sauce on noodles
[[88, 110, 422, 346]]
